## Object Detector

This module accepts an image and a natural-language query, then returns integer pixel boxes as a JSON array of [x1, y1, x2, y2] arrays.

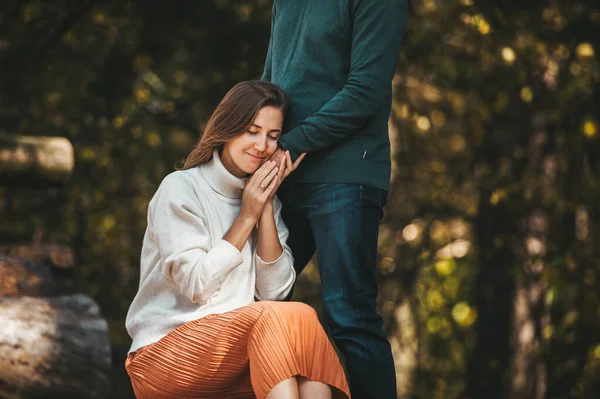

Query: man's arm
[[261, 1, 276, 82], [278, 0, 408, 156]]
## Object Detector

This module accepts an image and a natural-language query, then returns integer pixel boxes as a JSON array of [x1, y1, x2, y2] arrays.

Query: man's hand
[[259, 150, 306, 220], [268, 150, 301, 198], [268, 148, 287, 166]]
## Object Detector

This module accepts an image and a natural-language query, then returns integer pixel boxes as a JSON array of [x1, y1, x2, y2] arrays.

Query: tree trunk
[[468, 197, 515, 399], [0, 134, 74, 186], [509, 210, 549, 399], [509, 127, 553, 399], [392, 300, 419, 397], [0, 294, 111, 399]]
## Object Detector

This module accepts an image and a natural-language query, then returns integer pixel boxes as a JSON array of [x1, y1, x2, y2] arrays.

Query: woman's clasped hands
[[240, 150, 305, 222]]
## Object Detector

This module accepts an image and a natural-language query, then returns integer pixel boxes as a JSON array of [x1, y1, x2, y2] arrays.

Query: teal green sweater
[[262, 0, 408, 190]]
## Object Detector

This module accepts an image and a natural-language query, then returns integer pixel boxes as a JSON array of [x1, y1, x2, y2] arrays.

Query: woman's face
[[221, 105, 283, 178]]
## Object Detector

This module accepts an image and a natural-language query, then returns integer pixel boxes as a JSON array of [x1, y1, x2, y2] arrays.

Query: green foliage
[[0, 1, 599, 398]]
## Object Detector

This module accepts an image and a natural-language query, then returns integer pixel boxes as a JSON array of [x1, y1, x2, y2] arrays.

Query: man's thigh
[[306, 183, 388, 302], [278, 185, 316, 276]]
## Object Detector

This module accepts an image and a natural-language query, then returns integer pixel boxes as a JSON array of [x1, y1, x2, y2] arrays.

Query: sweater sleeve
[[151, 173, 243, 304], [261, 1, 276, 81], [277, 0, 408, 155], [254, 196, 295, 301]]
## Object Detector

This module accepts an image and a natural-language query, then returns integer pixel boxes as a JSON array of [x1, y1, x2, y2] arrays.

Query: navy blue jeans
[[278, 182, 396, 399]]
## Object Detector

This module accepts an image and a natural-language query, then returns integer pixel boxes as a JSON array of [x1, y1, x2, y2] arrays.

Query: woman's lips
[[246, 152, 266, 161]]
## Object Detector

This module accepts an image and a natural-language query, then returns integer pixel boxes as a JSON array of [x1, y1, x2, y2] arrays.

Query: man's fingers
[[279, 152, 287, 177], [268, 148, 286, 165], [285, 151, 293, 171], [281, 151, 293, 178], [292, 153, 307, 170]]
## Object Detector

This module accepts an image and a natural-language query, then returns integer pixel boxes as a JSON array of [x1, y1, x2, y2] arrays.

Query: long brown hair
[[181, 80, 288, 169]]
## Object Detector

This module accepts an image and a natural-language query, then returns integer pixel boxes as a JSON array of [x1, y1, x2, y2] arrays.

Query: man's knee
[[323, 294, 383, 337]]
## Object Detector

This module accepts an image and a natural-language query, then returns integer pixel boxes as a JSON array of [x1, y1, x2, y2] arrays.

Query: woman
[[125, 80, 350, 399]]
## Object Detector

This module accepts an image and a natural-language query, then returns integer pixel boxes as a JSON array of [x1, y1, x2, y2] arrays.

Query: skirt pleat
[[125, 301, 350, 399]]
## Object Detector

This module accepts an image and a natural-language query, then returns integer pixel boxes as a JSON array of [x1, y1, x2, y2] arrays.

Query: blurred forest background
[[0, 0, 599, 398]]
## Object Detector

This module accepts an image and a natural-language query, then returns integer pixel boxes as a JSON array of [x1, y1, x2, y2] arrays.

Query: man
[[262, 0, 408, 397]]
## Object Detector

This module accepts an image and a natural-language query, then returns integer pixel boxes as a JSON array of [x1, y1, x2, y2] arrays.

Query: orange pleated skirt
[[125, 301, 350, 399]]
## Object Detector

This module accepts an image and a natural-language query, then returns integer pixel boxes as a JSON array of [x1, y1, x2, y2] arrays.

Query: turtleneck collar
[[200, 149, 247, 199]]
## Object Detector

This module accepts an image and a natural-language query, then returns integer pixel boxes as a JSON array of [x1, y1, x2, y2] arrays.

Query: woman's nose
[[254, 136, 267, 152]]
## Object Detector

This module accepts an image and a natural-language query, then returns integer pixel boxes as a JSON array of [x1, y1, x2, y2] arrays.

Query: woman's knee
[[292, 301, 319, 318], [261, 301, 319, 322]]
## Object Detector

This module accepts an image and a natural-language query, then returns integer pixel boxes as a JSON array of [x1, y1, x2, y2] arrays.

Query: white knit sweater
[[125, 150, 296, 353]]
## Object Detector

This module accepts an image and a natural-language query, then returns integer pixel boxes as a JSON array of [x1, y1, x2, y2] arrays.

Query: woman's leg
[[247, 302, 349, 398], [297, 376, 332, 399], [265, 377, 299, 399]]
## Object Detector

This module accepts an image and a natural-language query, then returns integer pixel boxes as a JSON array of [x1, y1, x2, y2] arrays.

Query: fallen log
[[0, 294, 111, 399], [0, 243, 74, 270], [0, 254, 74, 297], [0, 243, 75, 297], [0, 134, 74, 186]]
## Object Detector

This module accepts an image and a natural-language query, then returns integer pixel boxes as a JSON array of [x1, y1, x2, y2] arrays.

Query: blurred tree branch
[[0, 0, 103, 76]]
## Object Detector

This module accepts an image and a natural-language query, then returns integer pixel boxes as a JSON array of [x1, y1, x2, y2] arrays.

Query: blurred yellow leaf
[[102, 215, 116, 231], [427, 317, 442, 333], [564, 310, 578, 325], [435, 258, 456, 276], [431, 110, 446, 127], [426, 290, 445, 311], [452, 302, 477, 327], [93, 11, 106, 24], [80, 148, 96, 160], [146, 132, 162, 147], [478, 21, 491, 35], [490, 189, 507, 205], [576, 42, 595, 58], [402, 223, 422, 243], [520, 86, 533, 103], [113, 116, 126, 129], [135, 87, 150, 103], [583, 120, 596, 138], [501, 47, 516, 64], [416, 116, 431, 131]]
